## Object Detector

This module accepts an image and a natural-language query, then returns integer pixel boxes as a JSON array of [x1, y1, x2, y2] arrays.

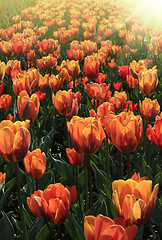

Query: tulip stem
[[85, 154, 93, 213], [146, 139, 150, 166], [14, 162, 27, 240], [75, 166, 82, 212], [118, 150, 123, 178], [46, 222, 57, 240], [73, 77, 76, 93], [126, 152, 131, 178], [105, 137, 110, 178], [63, 115, 69, 147], [35, 178, 39, 191]]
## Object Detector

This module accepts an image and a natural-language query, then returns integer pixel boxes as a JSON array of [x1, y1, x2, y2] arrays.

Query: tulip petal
[[122, 194, 136, 223], [84, 216, 95, 240], [99, 225, 127, 240], [125, 225, 138, 240], [94, 215, 114, 240], [134, 180, 152, 203], [132, 199, 146, 224]]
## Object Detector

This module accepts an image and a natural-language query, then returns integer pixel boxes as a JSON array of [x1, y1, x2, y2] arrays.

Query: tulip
[[52, 89, 73, 116], [67, 116, 105, 154], [118, 65, 129, 80], [66, 148, 84, 166], [0, 172, 6, 184], [49, 74, 64, 91], [112, 179, 159, 225], [0, 61, 5, 80], [0, 94, 11, 111], [108, 59, 116, 68], [27, 183, 71, 224], [126, 75, 138, 88], [65, 185, 77, 205], [0, 81, 3, 96], [84, 214, 138, 240], [23, 149, 46, 179], [111, 112, 143, 153], [109, 91, 127, 112], [140, 98, 160, 123], [35, 91, 46, 101], [17, 90, 40, 123], [131, 172, 149, 182], [95, 73, 107, 83], [113, 82, 122, 90], [84, 60, 99, 80], [38, 74, 49, 90], [146, 117, 162, 149], [138, 66, 158, 96], [0, 120, 30, 162]]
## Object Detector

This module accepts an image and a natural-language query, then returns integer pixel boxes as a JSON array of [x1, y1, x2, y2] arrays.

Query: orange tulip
[[66, 60, 80, 78], [67, 116, 105, 154], [131, 172, 149, 182], [0, 94, 11, 111], [52, 89, 73, 115], [0, 120, 30, 162], [0, 172, 6, 184], [138, 66, 158, 96], [118, 65, 129, 80], [0, 81, 3, 96], [146, 117, 162, 149], [113, 82, 122, 90], [17, 90, 40, 123], [109, 91, 127, 112], [38, 74, 49, 90], [65, 185, 77, 205], [140, 98, 160, 123], [23, 149, 46, 179], [0, 61, 5, 80], [110, 112, 143, 153], [84, 214, 138, 240], [66, 148, 84, 166], [112, 179, 159, 225], [84, 60, 99, 80], [49, 74, 64, 91], [27, 183, 71, 224], [126, 75, 138, 88]]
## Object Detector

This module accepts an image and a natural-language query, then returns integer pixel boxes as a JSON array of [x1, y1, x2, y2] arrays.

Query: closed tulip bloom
[[66, 148, 84, 166], [118, 65, 129, 80], [17, 90, 40, 123], [129, 60, 146, 79], [138, 66, 158, 96], [85, 82, 102, 100], [113, 82, 122, 90], [131, 172, 149, 182], [27, 50, 35, 62], [84, 60, 99, 80], [66, 60, 80, 77], [109, 91, 127, 112], [0, 61, 5, 80], [38, 74, 49, 90], [140, 98, 160, 123], [111, 113, 143, 153], [0, 172, 6, 184], [0, 120, 30, 162], [23, 149, 46, 179], [27, 183, 71, 224], [126, 75, 138, 88], [146, 118, 162, 149], [112, 179, 159, 225], [84, 214, 138, 240], [0, 81, 3, 96], [65, 185, 77, 205], [0, 94, 11, 111], [49, 74, 64, 91], [52, 89, 73, 115], [67, 116, 105, 154], [97, 102, 115, 117]]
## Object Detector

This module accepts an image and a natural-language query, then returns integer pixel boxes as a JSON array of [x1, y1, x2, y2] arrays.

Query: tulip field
[[0, 0, 162, 239]]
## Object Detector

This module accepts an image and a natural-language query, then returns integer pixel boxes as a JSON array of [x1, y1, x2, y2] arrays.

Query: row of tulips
[[0, 0, 161, 239]]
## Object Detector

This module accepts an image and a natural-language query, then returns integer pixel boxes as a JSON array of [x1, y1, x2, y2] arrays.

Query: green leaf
[[0, 211, 14, 240], [28, 218, 44, 240], [38, 170, 55, 190], [136, 224, 144, 240], [36, 224, 50, 240], [3, 178, 16, 209], [151, 197, 162, 226]]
